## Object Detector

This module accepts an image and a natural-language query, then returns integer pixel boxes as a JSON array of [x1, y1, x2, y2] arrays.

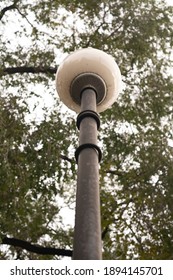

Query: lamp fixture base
[[70, 73, 106, 106]]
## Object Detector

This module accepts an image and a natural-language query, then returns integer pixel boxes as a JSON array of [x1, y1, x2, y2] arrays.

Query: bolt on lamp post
[[56, 48, 121, 260]]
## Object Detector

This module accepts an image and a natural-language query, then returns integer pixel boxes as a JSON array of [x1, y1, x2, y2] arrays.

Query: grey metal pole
[[73, 88, 102, 260]]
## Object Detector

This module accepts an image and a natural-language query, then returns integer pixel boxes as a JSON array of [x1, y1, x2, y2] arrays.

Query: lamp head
[[56, 48, 121, 113]]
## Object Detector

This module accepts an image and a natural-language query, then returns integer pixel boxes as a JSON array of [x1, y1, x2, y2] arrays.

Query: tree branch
[[102, 225, 110, 239], [0, 5, 15, 21], [60, 154, 74, 163], [1, 66, 57, 76], [0, 1, 19, 21], [1, 236, 72, 257], [15, 6, 35, 29]]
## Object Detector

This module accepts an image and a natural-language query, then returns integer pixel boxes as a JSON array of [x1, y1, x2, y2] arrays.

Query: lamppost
[[56, 48, 121, 260]]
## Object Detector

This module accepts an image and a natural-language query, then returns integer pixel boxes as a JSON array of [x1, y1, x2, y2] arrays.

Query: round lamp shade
[[56, 48, 121, 113]]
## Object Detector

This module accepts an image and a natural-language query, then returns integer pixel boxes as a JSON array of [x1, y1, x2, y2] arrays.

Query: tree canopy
[[0, 0, 173, 259]]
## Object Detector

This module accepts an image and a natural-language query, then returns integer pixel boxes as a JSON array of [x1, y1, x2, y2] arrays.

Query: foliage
[[0, 0, 173, 259]]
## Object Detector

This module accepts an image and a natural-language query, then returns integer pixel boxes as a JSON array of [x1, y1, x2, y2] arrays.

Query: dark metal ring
[[77, 110, 100, 130], [75, 143, 102, 163]]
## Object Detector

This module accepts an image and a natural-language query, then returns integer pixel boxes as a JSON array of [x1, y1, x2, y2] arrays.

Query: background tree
[[0, 0, 173, 259]]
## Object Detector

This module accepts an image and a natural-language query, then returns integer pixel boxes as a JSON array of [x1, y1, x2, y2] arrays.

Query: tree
[[0, 0, 173, 259]]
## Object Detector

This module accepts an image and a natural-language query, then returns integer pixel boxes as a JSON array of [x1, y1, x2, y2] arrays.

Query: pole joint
[[76, 110, 100, 130], [75, 143, 102, 163], [75, 108, 102, 163]]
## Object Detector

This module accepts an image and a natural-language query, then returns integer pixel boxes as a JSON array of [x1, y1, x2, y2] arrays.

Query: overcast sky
[[166, 0, 173, 5]]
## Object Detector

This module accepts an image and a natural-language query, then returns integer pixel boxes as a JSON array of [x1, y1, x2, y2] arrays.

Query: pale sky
[[166, 0, 173, 5]]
